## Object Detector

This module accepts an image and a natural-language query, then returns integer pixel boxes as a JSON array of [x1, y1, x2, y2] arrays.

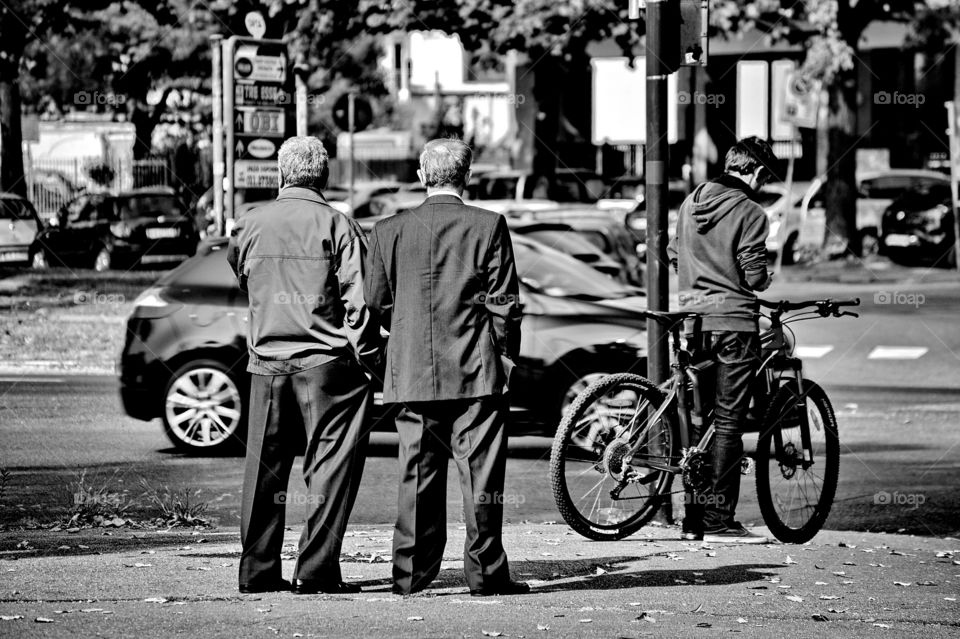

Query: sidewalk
[[778, 256, 959, 285], [1, 523, 957, 638]]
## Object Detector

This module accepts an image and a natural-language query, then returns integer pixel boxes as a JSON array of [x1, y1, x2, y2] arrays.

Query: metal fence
[[26, 156, 172, 218]]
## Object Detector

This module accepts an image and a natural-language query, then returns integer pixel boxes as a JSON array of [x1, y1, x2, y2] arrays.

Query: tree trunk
[[0, 69, 27, 198], [822, 68, 860, 258]]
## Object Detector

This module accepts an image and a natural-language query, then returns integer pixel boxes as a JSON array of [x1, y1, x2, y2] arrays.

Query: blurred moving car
[[761, 170, 950, 264], [31, 188, 199, 271], [0, 193, 43, 265], [193, 187, 277, 238], [118, 234, 648, 453], [467, 169, 606, 204], [508, 220, 625, 281], [364, 190, 427, 218], [880, 182, 957, 267], [509, 207, 644, 286], [325, 181, 426, 217]]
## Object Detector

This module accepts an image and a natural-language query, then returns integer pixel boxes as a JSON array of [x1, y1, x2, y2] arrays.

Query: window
[[0, 199, 36, 221]]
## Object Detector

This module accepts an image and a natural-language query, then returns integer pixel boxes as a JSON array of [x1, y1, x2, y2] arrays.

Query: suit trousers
[[392, 395, 511, 594], [239, 358, 371, 587]]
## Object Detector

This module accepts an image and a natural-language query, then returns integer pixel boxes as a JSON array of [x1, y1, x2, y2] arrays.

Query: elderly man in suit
[[227, 136, 381, 595], [364, 138, 528, 597]]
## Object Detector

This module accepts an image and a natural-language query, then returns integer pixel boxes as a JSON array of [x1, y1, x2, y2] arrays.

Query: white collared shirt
[[425, 189, 464, 201]]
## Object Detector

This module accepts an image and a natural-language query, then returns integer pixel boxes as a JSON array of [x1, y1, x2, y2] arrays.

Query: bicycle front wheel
[[756, 379, 839, 543], [550, 373, 677, 541]]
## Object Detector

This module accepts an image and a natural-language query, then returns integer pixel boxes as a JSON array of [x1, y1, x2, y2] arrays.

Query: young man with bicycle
[[667, 136, 777, 544]]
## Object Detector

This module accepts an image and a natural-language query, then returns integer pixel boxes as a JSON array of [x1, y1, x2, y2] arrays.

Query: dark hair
[[724, 136, 778, 181]]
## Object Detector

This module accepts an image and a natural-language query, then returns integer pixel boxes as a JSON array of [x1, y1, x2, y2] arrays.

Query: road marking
[[796, 345, 834, 359], [867, 346, 929, 360], [0, 377, 65, 383]]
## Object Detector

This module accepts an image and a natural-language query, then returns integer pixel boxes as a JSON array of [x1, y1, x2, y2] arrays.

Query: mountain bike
[[549, 298, 859, 544]]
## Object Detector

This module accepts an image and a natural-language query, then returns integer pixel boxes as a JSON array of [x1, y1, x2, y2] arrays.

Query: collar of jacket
[[421, 193, 464, 206], [277, 186, 329, 204]]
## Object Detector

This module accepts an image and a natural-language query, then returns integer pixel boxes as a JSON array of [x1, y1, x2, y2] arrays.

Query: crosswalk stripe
[[867, 346, 929, 360], [796, 345, 834, 359]]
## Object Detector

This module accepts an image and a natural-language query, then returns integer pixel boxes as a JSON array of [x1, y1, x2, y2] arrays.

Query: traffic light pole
[[645, 0, 671, 387]]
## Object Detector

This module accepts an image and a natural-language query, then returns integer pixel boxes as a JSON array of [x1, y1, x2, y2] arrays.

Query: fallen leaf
[[785, 595, 804, 603], [537, 624, 549, 631], [736, 617, 748, 623], [0, 615, 24, 621], [481, 631, 502, 637], [819, 595, 840, 600], [815, 581, 829, 586], [407, 616, 423, 621], [594, 567, 607, 576], [784, 556, 798, 565], [828, 608, 846, 613], [696, 622, 712, 628], [144, 597, 167, 604], [812, 614, 829, 621], [873, 623, 891, 629], [893, 582, 911, 587], [579, 619, 592, 623], [634, 612, 656, 623], [35, 618, 54, 623]]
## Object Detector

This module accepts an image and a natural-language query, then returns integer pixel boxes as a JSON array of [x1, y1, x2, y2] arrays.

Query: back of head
[[278, 136, 329, 190], [419, 138, 473, 190], [723, 136, 777, 180]]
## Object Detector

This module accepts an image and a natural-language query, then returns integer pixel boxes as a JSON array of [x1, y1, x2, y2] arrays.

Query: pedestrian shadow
[[352, 556, 782, 594]]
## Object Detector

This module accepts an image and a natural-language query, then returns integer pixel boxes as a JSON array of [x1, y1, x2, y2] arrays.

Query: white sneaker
[[703, 524, 770, 544]]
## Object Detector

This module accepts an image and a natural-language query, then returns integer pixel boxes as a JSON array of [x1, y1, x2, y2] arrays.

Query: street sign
[[680, 0, 708, 67], [234, 83, 292, 107], [234, 106, 286, 137], [782, 71, 820, 129], [234, 137, 278, 161], [244, 12, 266, 39], [333, 94, 373, 132], [235, 160, 279, 189], [234, 44, 287, 83]]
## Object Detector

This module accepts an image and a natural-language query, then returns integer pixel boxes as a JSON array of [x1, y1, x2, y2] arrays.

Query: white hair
[[278, 136, 329, 188], [419, 138, 472, 188]]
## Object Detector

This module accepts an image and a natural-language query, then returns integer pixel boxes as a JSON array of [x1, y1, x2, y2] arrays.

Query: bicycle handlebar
[[758, 297, 860, 316]]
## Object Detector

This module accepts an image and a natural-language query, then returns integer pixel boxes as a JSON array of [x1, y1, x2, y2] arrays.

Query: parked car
[[325, 181, 426, 217], [31, 188, 199, 271], [118, 234, 648, 453], [761, 170, 950, 264], [0, 193, 43, 265], [508, 220, 625, 281], [880, 182, 957, 267], [364, 190, 427, 218], [467, 169, 606, 204]]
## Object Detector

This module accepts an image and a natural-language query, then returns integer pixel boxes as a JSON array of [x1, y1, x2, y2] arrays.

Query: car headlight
[[133, 287, 168, 308]]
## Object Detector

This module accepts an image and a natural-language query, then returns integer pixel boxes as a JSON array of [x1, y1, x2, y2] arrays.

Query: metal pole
[[645, 0, 670, 386], [348, 92, 356, 212], [210, 35, 224, 237], [223, 37, 236, 231], [946, 101, 960, 273], [295, 63, 308, 137]]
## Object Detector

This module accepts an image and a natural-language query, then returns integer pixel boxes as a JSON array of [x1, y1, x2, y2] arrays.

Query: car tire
[[93, 247, 112, 272], [30, 248, 49, 269], [162, 360, 246, 455], [780, 232, 800, 266]]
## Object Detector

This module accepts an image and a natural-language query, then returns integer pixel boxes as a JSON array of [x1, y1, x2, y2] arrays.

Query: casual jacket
[[227, 186, 381, 375], [667, 174, 772, 332], [364, 194, 522, 403]]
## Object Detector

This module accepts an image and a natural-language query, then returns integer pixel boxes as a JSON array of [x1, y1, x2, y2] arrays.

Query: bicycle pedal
[[740, 457, 755, 475]]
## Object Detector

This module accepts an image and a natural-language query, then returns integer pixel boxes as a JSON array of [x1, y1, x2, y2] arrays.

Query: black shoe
[[238, 579, 292, 594], [703, 523, 769, 544], [680, 530, 703, 541], [294, 580, 362, 595], [470, 580, 530, 597]]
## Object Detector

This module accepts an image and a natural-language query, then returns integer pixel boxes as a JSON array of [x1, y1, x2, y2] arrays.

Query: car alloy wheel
[[164, 364, 243, 452], [93, 248, 112, 272]]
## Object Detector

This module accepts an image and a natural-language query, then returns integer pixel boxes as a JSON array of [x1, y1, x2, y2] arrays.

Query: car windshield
[[0, 198, 35, 220], [117, 195, 183, 220], [520, 229, 607, 259], [514, 239, 637, 300]]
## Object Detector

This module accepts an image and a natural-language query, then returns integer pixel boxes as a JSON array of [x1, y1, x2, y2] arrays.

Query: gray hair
[[419, 138, 472, 188], [278, 136, 329, 188]]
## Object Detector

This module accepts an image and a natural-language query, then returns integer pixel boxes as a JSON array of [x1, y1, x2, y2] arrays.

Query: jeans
[[683, 330, 762, 533]]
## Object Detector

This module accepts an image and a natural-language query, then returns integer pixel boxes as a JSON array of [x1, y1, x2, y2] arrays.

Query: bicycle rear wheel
[[755, 379, 839, 543], [550, 373, 677, 541]]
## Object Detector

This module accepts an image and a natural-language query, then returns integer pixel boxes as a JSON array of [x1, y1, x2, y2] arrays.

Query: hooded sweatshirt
[[667, 174, 771, 332]]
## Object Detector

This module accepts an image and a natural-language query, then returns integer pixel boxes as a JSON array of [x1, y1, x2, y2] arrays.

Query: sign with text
[[235, 160, 279, 189], [234, 107, 286, 137]]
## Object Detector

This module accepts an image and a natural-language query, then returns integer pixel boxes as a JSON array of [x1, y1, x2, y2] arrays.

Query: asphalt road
[[1, 374, 958, 536]]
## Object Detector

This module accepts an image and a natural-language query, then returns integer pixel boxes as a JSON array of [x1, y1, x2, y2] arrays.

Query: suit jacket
[[226, 186, 381, 375], [364, 194, 522, 403]]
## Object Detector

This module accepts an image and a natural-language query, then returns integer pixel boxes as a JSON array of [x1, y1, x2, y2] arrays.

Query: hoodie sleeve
[[737, 206, 772, 291]]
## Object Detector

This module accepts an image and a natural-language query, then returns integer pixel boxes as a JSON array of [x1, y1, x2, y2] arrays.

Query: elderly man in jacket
[[227, 136, 381, 595]]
